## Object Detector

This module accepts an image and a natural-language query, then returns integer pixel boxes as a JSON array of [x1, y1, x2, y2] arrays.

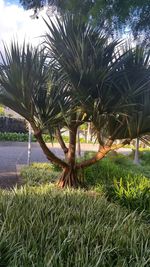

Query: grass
[[0, 185, 150, 266], [21, 163, 60, 186], [21, 152, 150, 222], [1, 151, 150, 265]]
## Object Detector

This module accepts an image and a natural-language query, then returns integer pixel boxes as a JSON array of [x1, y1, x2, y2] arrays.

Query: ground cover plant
[[84, 153, 150, 221], [0, 15, 150, 187], [21, 152, 150, 222], [21, 163, 60, 186], [0, 185, 150, 266]]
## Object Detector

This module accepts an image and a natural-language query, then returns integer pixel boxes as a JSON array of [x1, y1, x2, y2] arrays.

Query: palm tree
[[0, 16, 150, 187]]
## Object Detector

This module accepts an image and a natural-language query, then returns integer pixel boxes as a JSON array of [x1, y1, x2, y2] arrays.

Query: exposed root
[[58, 167, 82, 188]]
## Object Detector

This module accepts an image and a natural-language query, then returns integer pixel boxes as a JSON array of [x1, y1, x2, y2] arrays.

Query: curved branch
[[77, 139, 130, 169], [56, 128, 68, 156], [31, 123, 68, 168]]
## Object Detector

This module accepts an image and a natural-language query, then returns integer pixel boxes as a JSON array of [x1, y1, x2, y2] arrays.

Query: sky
[[0, 0, 49, 54]]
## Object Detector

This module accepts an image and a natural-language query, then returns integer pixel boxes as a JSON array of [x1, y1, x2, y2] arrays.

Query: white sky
[[0, 0, 49, 52]]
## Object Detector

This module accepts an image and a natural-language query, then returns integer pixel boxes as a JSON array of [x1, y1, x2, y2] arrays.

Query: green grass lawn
[[0, 152, 150, 266]]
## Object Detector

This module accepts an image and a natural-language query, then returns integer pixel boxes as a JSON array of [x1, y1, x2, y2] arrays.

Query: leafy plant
[[85, 154, 150, 220]]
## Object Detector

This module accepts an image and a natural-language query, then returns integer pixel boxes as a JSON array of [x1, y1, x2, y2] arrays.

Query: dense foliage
[[20, 0, 150, 43], [0, 16, 150, 187], [85, 153, 150, 221]]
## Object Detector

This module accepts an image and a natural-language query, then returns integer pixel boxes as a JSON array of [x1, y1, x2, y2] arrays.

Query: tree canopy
[[20, 0, 150, 43], [0, 15, 150, 187]]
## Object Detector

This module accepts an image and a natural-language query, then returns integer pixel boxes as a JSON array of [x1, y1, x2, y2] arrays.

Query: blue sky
[[5, 0, 19, 4]]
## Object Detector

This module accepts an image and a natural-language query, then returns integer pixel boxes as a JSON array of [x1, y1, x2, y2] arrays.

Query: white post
[[134, 138, 140, 165], [87, 123, 91, 143], [27, 123, 32, 165], [77, 129, 81, 157]]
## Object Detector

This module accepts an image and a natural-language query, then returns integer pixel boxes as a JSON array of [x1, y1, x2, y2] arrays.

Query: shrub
[[0, 132, 92, 143], [0, 132, 36, 142], [140, 151, 150, 165], [85, 154, 150, 220]]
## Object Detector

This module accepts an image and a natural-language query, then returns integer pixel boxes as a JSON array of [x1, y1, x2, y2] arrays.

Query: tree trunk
[[58, 166, 80, 187], [55, 128, 68, 159], [58, 118, 79, 187], [31, 123, 68, 169]]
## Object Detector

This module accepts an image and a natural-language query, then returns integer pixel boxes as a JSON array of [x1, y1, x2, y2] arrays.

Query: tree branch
[[56, 128, 68, 157], [31, 122, 68, 168], [76, 139, 130, 169]]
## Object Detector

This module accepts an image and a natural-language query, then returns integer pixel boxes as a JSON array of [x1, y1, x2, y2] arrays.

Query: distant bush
[[0, 132, 52, 142], [0, 132, 90, 143], [0, 132, 36, 142]]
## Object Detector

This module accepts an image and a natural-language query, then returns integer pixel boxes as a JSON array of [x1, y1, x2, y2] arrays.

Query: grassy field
[[0, 152, 150, 266]]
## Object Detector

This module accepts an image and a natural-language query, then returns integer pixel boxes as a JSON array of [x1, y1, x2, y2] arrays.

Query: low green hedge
[[0, 132, 88, 143], [0, 132, 36, 142]]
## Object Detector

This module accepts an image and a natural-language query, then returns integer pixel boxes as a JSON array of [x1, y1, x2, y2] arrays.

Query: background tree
[[0, 16, 150, 187], [20, 0, 150, 44]]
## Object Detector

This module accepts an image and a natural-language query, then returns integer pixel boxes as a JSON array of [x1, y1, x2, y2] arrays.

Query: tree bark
[[58, 166, 80, 187], [58, 120, 79, 187], [56, 128, 68, 159], [30, 122, 68, 169]]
